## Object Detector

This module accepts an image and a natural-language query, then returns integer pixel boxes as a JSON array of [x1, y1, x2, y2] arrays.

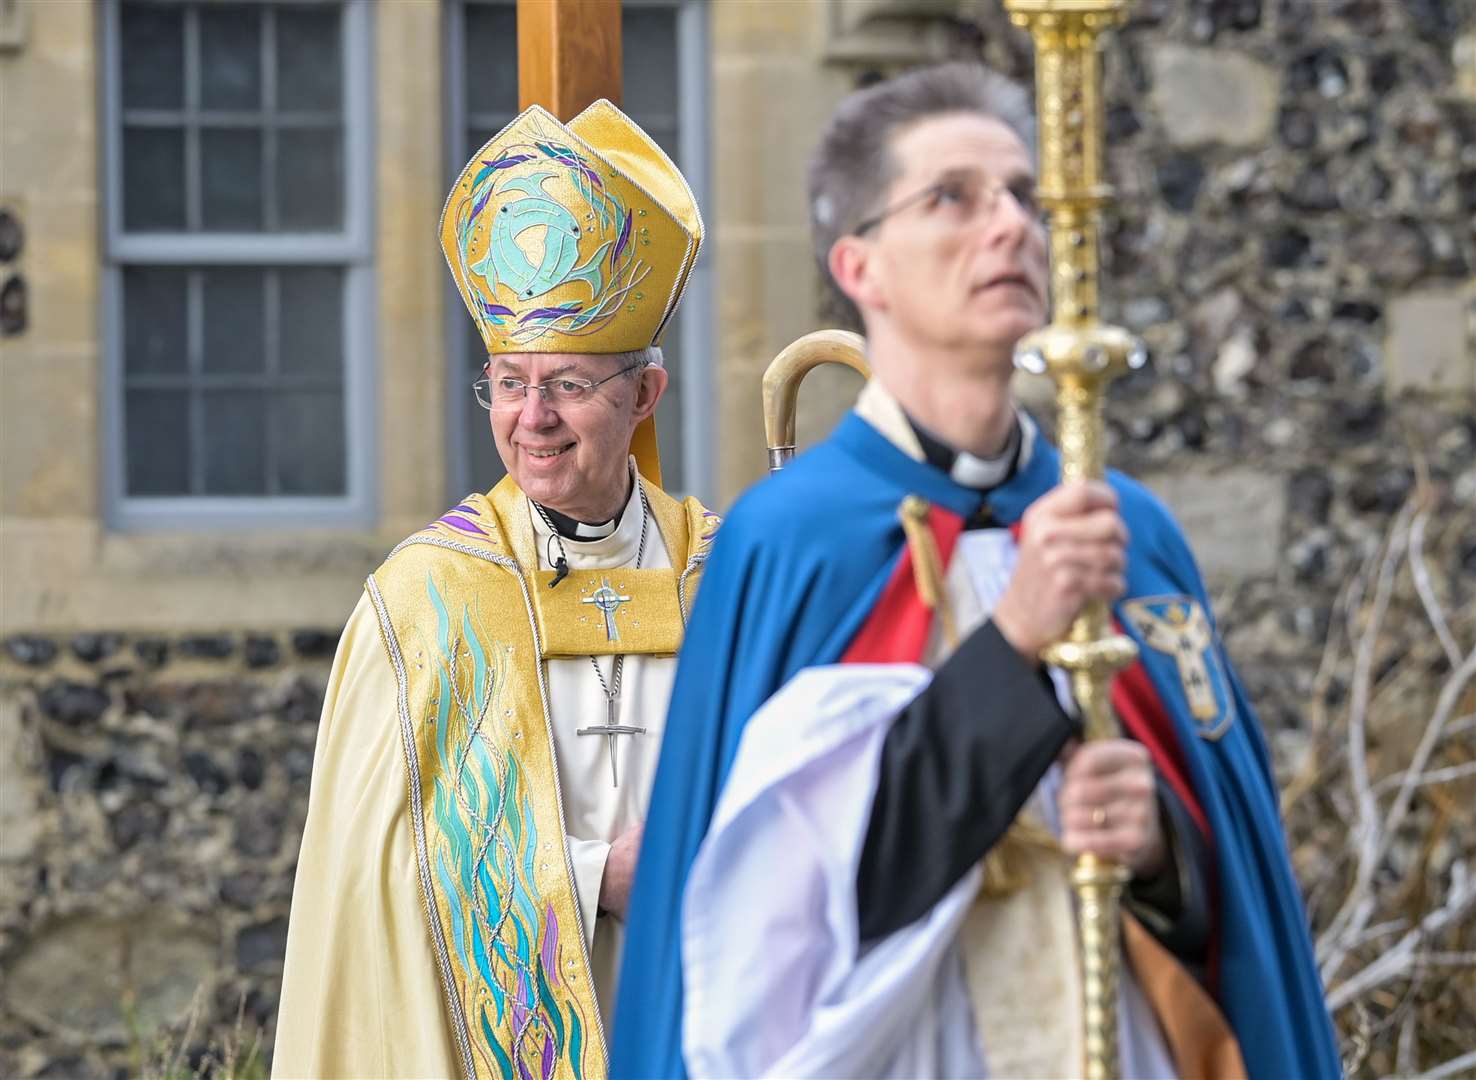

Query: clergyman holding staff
[[611, 62, 1340, 1080]]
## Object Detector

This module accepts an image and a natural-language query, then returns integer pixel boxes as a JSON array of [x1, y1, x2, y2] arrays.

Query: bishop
[[274, 98, 715, 1079]]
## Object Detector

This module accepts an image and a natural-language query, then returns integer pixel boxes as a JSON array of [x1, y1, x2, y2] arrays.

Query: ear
[[631, 364, 668, 424], [827, 235, 887, 316]]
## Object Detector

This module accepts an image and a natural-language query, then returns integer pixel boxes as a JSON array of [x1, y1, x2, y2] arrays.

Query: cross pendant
[[581, 577, 633, 642], [576, 695, 647, 787]]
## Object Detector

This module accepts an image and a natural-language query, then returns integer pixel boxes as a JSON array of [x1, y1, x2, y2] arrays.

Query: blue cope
[[611, 412, 1339, 1080]]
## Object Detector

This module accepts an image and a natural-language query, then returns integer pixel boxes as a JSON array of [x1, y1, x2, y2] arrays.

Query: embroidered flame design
[[426, 577, 593, 1080]]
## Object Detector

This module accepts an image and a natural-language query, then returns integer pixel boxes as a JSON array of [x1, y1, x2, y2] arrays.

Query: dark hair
[[807, 62, 1036, 328]]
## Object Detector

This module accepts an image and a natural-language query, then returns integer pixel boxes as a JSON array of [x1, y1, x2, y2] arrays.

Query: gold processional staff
[[1003, 3, 1145, 1078], [761, 2, 1145, 1075]]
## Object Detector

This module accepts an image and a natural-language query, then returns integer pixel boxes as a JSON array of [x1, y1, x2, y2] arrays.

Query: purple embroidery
[[511, 968, 538, 1080], [542, 904, 561, 988], [540, 1033, 555, 1080], [519, 304, 582, 325], [536, 142, 603, 189], [472, 153, 536, 197], [611, 210, 633, 268], [438, 514, 487, 536], [491, 153, 535, 171], [511, 970, 530, 1039], [451, 502, 480, 516]]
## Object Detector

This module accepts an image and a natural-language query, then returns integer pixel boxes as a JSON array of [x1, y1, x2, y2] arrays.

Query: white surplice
[[531, 477, 677, 1033], [681, 382, 1176, 1078]]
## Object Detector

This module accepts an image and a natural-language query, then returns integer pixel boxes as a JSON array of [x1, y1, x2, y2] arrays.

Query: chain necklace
[[535, 480, 652, 786], [586, 480, 649, 697]]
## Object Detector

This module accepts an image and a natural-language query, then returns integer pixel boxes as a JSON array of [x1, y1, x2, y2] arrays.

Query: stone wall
[[0, 0, 1473, 1076], [711, 0, 862, 498], [0, 632, 336, 1077], [1066, 0, 1476, 781], [998, 1, 1476, 1070]]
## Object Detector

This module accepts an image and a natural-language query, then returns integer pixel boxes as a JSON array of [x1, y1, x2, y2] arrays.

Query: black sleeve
[[1125, 778, 1213, 976], [856, 618, 1079, 942]]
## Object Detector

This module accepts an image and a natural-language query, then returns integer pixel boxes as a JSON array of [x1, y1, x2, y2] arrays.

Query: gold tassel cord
[[898, 495, 959, 652], [980, 817, 1063, 898], [900, 492, 1055, 899]]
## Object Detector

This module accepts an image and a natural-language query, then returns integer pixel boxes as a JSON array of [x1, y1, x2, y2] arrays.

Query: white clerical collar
[[945, 414, 1037, 488], [542, 506, 619, 541], [528, 459, 645, 570], [853, 379, 1036, 489]]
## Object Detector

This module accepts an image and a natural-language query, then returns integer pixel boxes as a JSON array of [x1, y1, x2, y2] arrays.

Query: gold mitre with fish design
[[440, 100, 703, 357]]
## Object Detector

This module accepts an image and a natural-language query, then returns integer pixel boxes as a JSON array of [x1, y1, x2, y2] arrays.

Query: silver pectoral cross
[[576, 695, 647, 787], [581, 577, 632, 642]]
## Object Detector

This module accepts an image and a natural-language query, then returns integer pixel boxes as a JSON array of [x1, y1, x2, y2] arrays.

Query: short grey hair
[[610, 346, 663, 370], [808, 62, 1037, 329]]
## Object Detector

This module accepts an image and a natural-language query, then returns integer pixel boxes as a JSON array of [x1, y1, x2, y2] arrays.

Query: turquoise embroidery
[[454, 121, 650, 347], [424, 576, 592, 1079], [483, 172, 612, 302]]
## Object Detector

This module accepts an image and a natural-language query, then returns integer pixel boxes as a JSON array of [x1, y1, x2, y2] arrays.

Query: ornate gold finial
[[1002, 2, 1143, 1078]]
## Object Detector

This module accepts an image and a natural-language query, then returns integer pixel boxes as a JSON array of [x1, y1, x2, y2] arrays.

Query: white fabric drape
[[683, 664, 987, 1079], [679, 522, 1177, 1078]]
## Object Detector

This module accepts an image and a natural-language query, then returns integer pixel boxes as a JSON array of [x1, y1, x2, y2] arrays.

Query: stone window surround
[[0, 0, 693, 634], [441, 0, 715, 505], [98, 0, 378, 532]]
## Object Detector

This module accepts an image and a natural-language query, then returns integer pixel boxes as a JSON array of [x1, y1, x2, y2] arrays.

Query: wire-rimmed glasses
[[473, 361, 646, 411], [852, 169, 1043, 236]]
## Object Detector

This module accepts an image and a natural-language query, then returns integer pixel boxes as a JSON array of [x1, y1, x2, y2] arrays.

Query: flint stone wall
[[1077, 0, 1476, 802], [982, 2, 1476, 1070], [1, 1, 1475, 1076], [0, 633, 335, 1078]]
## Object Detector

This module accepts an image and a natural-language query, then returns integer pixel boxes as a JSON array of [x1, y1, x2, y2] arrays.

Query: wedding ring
[[1092, 806, 1108, 829]]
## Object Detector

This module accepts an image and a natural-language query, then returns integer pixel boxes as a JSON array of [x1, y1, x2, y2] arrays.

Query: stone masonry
[[989, 2, 1474, 1070], [1, 1, 1473, 1076], [0, 631, 336, 1078]]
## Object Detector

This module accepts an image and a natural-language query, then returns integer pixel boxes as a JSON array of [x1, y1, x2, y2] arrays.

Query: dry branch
[[1279, 476, 1476, 1077]]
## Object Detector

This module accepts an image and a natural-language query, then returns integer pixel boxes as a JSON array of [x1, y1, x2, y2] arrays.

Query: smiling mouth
[[523, 443, 575, 459]]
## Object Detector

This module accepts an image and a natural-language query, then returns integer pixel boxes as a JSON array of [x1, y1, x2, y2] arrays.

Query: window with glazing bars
[[104, 0, 372, 523]]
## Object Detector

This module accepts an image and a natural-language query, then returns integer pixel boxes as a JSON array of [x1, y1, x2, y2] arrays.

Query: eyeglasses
[[473, 361, 646, 411], [852, 171, 1043, 236]]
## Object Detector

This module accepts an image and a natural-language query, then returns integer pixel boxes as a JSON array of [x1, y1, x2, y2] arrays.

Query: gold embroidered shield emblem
[[1121, 595, 1236, 740]]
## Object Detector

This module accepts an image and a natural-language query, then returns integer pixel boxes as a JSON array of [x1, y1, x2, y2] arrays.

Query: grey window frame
[[99, 0, 377, 531], [441, 0, 713, 505]]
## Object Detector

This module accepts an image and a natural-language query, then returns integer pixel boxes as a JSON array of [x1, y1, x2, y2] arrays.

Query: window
[[444, 0, 712, 502], [102, 0, 374, 528]]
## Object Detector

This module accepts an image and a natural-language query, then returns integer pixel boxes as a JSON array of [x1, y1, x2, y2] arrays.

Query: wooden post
[[517, 0, 622, 119]]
